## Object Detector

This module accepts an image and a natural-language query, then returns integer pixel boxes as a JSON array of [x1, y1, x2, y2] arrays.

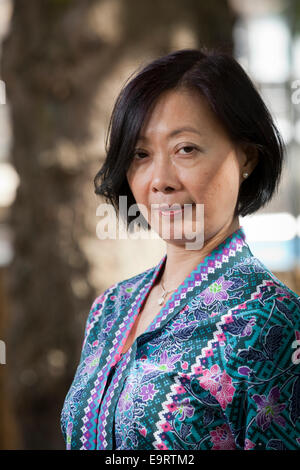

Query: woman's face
[[126, 88, 251, 247]]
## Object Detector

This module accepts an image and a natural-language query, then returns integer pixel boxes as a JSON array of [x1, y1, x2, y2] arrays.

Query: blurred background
[[0, 0, 299, 450]]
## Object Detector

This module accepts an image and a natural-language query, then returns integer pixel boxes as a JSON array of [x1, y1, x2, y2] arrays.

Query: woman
[[61, 48, 300, 450]]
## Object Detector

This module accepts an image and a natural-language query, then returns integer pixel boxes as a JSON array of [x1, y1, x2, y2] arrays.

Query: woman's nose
[[151, 158, 181, 193]]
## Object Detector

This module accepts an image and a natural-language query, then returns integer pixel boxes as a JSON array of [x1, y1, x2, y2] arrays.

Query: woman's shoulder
[[230, 251, 300, 303], [220, 254, 300, 383], [219, 252, 300, 346]]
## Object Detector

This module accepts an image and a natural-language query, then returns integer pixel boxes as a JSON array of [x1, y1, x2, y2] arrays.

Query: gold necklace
[[158, 279, 177, 306]]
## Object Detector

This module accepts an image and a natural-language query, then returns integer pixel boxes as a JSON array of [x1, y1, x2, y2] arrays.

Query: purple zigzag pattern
[[79, 272, 160, 449], [148, 235, 246, 332], [78, 284, 117, 450], [64, 288, 114, 451], [92, 256, 168, 449], [152, 302, 242, 449], [97, 352, 132, 449]]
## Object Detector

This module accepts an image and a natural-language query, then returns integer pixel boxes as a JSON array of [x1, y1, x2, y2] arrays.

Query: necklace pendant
[[158, 296, 164, 306]]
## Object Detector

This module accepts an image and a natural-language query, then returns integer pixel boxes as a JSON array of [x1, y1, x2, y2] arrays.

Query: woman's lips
[[159, 208, 183, 216], [156, 204, 195, 217]]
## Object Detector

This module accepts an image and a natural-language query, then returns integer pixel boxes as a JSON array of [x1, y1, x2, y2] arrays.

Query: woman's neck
[[160, 218, 241, 292]]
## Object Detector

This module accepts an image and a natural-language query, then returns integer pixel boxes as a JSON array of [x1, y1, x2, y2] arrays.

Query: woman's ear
[[239, 143, 259, 176]]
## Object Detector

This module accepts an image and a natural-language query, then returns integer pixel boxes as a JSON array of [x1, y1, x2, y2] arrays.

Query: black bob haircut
[[94, 47, 285, 231]]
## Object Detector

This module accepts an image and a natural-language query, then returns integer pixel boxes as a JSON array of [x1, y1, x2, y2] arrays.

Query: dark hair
[[94, 47, 285, 230]]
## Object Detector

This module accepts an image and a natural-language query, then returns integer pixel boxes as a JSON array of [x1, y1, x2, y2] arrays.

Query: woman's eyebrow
[[137, 126, 203, 141]]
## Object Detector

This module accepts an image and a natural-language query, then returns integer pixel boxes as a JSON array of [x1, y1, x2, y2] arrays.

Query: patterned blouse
[[60, 226, 300, 450]]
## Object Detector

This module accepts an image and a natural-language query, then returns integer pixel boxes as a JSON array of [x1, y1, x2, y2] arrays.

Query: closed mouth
[[153, 203, 195, 211], [160, 208, 183, 215], [155, 203, 195, 216]]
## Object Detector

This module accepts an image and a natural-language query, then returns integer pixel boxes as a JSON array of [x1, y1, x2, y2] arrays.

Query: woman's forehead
[[136, 90, 223, 142]]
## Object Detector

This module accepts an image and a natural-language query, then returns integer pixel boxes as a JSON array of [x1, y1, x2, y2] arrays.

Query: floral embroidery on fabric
[[253, 386, 286, 431], [198, 364, 236, 410], [210, 423, 236, 450], [200, 276, 234, 306]]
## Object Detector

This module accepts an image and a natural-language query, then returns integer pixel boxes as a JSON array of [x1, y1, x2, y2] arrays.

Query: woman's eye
[[132, 145, 199, 160], [133, 150, 148, 160], [178, 146, 198, 155]]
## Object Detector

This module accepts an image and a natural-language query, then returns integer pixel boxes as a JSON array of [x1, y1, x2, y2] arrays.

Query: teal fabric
[[61, 226, 300, 450]]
